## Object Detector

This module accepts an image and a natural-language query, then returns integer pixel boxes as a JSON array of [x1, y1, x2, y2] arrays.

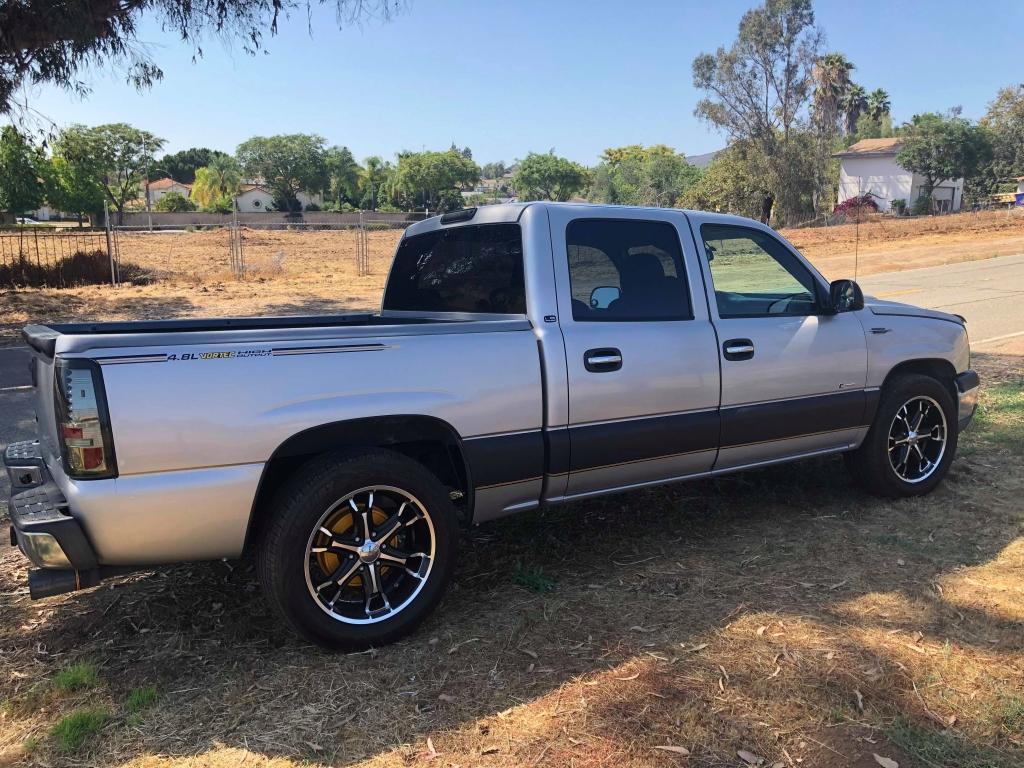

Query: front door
[[548, 208, 721, 499], [689, 217, 869, 471]]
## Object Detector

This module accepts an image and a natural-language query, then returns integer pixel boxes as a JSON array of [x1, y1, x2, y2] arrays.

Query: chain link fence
[[1, 211, 427, 288]]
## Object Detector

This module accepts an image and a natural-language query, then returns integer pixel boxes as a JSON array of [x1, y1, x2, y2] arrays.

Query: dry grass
[[1, 209, 1022, 344], [0, 350, 1021, 767]]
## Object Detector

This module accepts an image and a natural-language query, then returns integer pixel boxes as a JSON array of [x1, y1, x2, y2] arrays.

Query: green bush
[[912, 195, 933, 215], [890, 198, 907, 215], [153, 192, 196, 213]]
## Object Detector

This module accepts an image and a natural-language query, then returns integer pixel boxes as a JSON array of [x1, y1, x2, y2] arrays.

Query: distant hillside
[[685, 150, 721, 169]]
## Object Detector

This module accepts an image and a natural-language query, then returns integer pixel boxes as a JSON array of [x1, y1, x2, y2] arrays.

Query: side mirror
[[590, 286, 621, 309], [828, 279, 864, 313]]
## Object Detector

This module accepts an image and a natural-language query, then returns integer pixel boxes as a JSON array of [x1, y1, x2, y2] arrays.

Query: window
[[700, 225, 819, 318], [566, 219, 692, 321], [383, 223, 526, 314]]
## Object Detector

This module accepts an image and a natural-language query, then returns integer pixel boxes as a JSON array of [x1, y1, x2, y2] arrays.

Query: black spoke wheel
[[258, 449, 457, 649], [886, 396, 947, 483], [845, 373, 958, 498], [304, 486, 435, 625]]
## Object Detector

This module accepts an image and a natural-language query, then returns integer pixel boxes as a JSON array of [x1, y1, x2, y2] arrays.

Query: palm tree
[[866, 88, 891, 121], [841, 83, 868, 136], [191, 155, 241, 210], [812, 53, 854, 137]]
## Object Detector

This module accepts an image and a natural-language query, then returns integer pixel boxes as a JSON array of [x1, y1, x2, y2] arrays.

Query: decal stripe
[[467, 390, 876, 490]]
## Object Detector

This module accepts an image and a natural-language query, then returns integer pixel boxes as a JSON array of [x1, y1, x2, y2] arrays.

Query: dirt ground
[[1, 209, 1022, 344], [0, 347, 1021, 768]]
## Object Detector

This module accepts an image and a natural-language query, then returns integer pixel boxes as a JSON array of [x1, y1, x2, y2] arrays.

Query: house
[[834, 138, 964, 213], [145, 177, 192, 204], [235, 183, 324, 212]]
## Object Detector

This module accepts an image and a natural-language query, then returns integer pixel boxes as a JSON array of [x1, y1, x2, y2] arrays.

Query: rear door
[[688, 215, 869, 471], [548, 207, 721, 499]]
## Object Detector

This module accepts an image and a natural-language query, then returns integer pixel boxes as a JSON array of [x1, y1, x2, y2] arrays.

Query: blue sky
[[17, 0, 1023, 165]]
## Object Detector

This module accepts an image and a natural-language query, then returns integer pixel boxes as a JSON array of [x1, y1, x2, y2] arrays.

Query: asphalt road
[[1, 252, 1022, 458], [858, 252, 1024, 348]]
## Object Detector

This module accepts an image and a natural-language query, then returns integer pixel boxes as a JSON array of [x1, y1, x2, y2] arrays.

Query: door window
[[566, 219, 692, 321], [701, 225, 819, 318]]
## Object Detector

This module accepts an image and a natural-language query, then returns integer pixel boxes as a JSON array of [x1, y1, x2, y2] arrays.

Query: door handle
[[723, 338, 755, 361], [584, 347, 622, 372]]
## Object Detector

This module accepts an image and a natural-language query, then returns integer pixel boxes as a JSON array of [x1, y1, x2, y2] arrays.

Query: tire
[[257, 448, 458, 649], [845, 373, 958, 498]]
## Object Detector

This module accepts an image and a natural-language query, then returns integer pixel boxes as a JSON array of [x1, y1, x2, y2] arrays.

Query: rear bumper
[[5, 441, 108, 598], [956, 370, 980, 432]]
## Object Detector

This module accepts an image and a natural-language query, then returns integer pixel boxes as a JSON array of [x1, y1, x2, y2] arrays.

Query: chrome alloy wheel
[[887, 396, 948, 483], [303, 486, 435, 624]]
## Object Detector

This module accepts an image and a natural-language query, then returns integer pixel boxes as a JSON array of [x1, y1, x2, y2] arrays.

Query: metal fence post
[[103, 201, 116, 285]]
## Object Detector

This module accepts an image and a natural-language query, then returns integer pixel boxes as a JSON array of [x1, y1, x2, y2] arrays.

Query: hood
[[865, 297, 964, 326]]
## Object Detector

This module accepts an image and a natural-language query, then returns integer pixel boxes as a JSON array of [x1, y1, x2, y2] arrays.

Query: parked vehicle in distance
[[7, 203, 979, 648], [15, 216, 39, 225]]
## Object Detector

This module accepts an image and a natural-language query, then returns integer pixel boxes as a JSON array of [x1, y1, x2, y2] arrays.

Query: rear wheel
[[845, 373, 958, 497], [257, 449, 457, 649]]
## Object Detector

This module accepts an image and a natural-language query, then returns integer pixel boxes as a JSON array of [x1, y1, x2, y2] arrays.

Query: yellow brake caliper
[[316, 506, 392, 588]]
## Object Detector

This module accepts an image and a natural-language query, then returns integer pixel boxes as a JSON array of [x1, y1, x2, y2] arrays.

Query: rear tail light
[[54, 359, 117, 479]]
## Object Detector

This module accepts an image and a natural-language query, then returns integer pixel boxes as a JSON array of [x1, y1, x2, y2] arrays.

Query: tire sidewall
[[267, 450, 457, 649]]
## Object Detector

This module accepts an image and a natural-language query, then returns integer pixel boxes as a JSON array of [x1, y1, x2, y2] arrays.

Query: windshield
[[382, 223, 526, 314]]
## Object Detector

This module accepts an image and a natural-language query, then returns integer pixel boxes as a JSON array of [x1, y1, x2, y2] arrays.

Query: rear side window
[[383, 223, 525, 314], [566, 219, 692, 321]]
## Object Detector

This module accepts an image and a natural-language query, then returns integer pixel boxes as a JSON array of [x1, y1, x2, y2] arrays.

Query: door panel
[[690, 217, 868, 470], [548, 207, 721, 498]]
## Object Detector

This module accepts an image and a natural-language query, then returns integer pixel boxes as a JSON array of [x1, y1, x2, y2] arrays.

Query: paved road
[[2, 253, 1022, 454], [859, 252, 1024, 348]]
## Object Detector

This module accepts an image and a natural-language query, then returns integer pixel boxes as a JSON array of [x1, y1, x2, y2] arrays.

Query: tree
[[393, 149, 480, 211], [588, 145, 700, 207], [359, 156, 393, 210], [0, 126, 45, 219], [809, 53, 853, 214], [326, 146, 362, 209], [190, 156, 242, 211], [154, 191, 196, 212], [236, 134, 329, 213], [691, 0, 822, 223], [512, 152, 588, 202], [56, 124, 164, 224], [981, 83, 1024, 185], [481, 161, 508, 180], [841, 83, 867, 136], [853, 112, 894, 141], [1, 1, 401, 117], [46, 126, 107, 225], [0, 126, 44, 217], [812, 52, 854, 139], [678, 143, 771, 218], [161, 148, 229, 183], [866, 88, 891, 121], [895, 111, 992, 209]]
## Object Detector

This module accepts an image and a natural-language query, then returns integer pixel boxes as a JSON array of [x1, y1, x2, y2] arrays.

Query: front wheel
[[845, 373, 958, 497], [257, 449, 458, 649]]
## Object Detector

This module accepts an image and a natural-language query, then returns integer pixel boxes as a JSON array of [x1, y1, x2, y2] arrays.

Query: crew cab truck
[[6, 203, 979, 648]]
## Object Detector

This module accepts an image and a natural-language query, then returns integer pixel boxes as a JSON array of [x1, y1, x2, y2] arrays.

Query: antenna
[[853, 175, 862, 281]]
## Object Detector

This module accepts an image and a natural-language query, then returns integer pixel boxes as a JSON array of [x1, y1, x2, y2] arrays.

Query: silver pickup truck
[[6, 203, 979, 648]]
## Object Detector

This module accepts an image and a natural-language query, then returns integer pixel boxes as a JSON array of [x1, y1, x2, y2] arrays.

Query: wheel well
[[244, 416, 471, 551], [882, 358, 958, 400]]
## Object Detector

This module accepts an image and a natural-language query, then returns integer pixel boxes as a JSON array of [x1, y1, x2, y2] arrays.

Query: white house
[[234, 183, 324, 212], [834, 138, 964, 213], [146, 177, 192, 205]]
